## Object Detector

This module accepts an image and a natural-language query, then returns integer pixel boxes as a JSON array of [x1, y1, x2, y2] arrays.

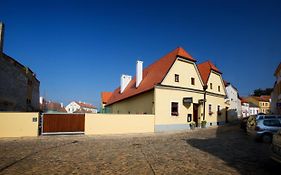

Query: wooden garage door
[[42, 114, 85, 134]]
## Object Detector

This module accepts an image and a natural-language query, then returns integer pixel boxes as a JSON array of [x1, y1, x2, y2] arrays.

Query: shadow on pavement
[[184, 124, 280, 175]]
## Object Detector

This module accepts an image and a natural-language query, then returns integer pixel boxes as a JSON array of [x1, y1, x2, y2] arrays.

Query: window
[[171, 102, 178, 116], [175, 74, 179, 82], [26, 99, 31, 104], [218, 86, 220, 92], [209, 104, 212, 114], [191, 77, 195, 85], [210, 83, 213, 89], [217, 105, 221, 115], [263, 119, 281, 127]]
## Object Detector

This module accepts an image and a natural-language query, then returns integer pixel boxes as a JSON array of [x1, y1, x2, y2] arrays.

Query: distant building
[[100, 92, 112, 113], [39, 97, 66, 113], [240, 97, 250, 117], [271, 62, 281, 115], [245, 96, 270, 114], [249, 102, 259, 116], [65, 101, 97, 113], [0, 22, 40, 111], [224, 81, 242, 119]]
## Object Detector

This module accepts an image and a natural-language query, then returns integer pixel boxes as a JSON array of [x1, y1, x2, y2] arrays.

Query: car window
[[263, 119, 281, 127]]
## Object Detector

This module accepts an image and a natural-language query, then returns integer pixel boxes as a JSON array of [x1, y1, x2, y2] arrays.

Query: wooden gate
[[42, 113, 85, 135]]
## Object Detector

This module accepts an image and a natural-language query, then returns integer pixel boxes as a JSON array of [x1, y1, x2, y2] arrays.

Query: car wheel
[[262, 134, 272, 143]]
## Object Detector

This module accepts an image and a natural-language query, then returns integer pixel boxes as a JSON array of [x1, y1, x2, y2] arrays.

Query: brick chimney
[[0, 22, 4, 54]]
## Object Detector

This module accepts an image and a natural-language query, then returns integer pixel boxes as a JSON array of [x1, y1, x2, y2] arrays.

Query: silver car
[[247, 115, 281, 143]]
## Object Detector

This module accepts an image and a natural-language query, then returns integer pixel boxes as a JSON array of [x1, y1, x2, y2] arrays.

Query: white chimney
[[120, 74, 132, 93], [60, 103, 63, 108], [136, 60, 143, 88]]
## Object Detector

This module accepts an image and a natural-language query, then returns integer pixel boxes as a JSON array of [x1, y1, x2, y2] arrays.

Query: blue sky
[[1, 0, 281, 108]]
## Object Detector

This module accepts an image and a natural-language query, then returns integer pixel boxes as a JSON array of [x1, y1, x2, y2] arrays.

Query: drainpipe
[[203, 85, 208, 121]]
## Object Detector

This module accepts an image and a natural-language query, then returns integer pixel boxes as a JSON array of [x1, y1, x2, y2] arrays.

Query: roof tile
[[106, 47, 196, 105]]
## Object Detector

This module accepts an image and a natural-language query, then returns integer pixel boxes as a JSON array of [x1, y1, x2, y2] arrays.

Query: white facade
[[65, 101, 97, 113], [225, 84, 242, 118], [249, 106, 259, 115]]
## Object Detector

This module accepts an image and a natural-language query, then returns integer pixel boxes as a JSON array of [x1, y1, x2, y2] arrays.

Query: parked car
[[247, 115, 281, 143], [271, 129, 281, 163]]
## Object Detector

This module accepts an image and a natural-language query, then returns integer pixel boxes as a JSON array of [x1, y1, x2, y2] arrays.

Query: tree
[[252, 88, 273, 96]]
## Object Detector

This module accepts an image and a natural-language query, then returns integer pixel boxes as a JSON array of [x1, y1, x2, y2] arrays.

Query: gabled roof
[[106, 47, 196, 105], [224, 80, 239, 92], [197, 60, 222, 85], [101, 92, 113, 104], [75, 101, 97, 109]]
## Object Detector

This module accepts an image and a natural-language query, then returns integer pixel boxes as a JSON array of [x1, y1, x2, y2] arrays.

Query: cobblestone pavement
[[0, 124, 279, 175]]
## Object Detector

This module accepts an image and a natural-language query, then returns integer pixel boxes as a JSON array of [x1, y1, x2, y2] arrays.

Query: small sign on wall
[[32, 117, 37, 122], [183, 97, 193, 104]]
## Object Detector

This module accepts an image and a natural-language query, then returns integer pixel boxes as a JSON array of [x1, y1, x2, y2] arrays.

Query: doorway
[[225, 107, 229, 123], [193, 104, 199, 127]]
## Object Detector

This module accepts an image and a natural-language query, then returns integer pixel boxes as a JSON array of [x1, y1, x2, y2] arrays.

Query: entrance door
[[193, 104, 199, 127], [225, 107, 229, 123]]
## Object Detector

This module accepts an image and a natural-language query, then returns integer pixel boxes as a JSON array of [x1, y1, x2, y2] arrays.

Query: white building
[[65, 101, 97, 113], [241, 97, 259, 117], [225, 81, 242, 119], [241, 100, 250, 117], [249, 102, 259, 116]]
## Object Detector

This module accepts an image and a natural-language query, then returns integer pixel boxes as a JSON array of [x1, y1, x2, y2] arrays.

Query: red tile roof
[[197, 60, 222, 85], [240, 97, 249, 104], [106, 47, 196, 106], [41, 101, 66, 112], [101, 92, 113, 104], [76, 102, 97, 109]]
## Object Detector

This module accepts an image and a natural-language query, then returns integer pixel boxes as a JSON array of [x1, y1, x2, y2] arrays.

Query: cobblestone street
[[0, 124, 279, 175]]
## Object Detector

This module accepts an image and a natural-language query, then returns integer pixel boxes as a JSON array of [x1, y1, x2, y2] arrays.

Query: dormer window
[[175, 74, 179, 82]]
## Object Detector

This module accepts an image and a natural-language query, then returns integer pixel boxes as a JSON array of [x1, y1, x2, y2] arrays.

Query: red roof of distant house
[[250, 95, 271, 102], [101, 92, 113, 104], [197, 60, 222, 85], [260, 95, 271, 102], [76, 102, 97, 109], [44, 101, 66, 112], [240, 97, 249, 104], [106, 47, 196, 106]]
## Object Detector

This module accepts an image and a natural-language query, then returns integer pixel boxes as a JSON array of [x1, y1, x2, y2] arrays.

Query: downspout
[[203, 85, 208, 121]]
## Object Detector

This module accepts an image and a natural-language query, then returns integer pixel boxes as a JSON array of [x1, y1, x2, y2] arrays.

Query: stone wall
[[0, 54, 40, 111]]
